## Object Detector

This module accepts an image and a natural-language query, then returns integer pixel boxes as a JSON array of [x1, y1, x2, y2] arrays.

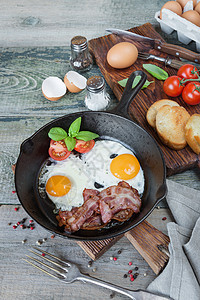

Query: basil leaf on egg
[[118, 76, 153, 89], [68, 117, 82, 137], [48, 127, 68, 141], [143, 64, 168, 80], [76, 131, 99, 141], [64, 136, 76, 151]]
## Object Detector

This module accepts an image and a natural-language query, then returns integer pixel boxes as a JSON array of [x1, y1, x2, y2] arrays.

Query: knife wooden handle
[[167, 58, 198, 69], [155, 40, 200, 63]]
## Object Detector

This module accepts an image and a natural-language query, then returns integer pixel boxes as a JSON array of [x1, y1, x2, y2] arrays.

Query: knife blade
[[106, 28, 200, 64]]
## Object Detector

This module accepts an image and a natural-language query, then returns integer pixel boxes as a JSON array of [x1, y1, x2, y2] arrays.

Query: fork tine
[[28, 250, 68, 271], [32, 246, 71, 266], [137, 52, 149, 59], [23, 258, 64, 280]]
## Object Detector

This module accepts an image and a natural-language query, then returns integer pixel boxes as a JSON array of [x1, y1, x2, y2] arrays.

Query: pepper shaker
[[70, 36, 93, 72], [85, 76, 111, 111]]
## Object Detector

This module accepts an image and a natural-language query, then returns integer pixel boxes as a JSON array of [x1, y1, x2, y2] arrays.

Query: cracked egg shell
[[42, 76, 67, 101], [64, 71, 87, 93]]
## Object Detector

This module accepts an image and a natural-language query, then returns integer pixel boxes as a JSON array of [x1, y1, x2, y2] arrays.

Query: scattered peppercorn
[[42, 238, 47, 242], [128, 261, 132, 266], [30, 226, 34, 230], [143, 273, 147, 277], [36, 240, 42, 245], [133, 273, 139, 279], [92, 267, 97, 272], [8, 222, 12, 226], [113, 257, 117, 261], [22, 239, 27, 244], [123, 274, 127, 278], [117, 250, 122, 254], [12, 191, 16, 194], [14, 207, 19, 211], [162, 217, 167, 221], [17, 221, 21, 225], [110, 292, 115, 298], [20, 224, 25, 229], [134, 266, 138, 271], [128, 270, 132, 274], [88, 261, 93, 268], [29, 220, 33, 223], [13, 225, 17, 229], [110, 256, 113, 261], [51, 234, 55, 239], [42, 253, 45, 257]]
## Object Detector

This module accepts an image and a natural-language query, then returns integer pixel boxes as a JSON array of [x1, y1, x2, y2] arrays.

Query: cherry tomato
[[74, 139, 95, 153], [182, 82, 200, 105], [49, 140, 71, 161], [177, 64, 199, 80], [163, 76, 184, 97]]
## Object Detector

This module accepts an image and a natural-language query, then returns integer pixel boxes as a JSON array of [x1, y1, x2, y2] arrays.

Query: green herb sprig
[[118, 75, 153, 89], [143, 64, 169, 80], [48, 117, 99, 151]]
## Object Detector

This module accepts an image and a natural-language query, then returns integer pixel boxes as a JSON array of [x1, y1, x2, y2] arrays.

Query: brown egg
[[160, 1, 182, 19], [176, 0, 197, 9], [195, 2, 200, 14], [182, 10, 200, 26], [64, 71, 87, 93], [107, 42, 138, 69]]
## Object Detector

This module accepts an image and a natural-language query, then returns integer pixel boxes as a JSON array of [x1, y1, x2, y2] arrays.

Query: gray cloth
[[147, 179, 200, 300]]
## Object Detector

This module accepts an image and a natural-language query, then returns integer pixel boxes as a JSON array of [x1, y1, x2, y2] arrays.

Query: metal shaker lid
[[86, 76, 105, 93], [71, 36, 88, 51]]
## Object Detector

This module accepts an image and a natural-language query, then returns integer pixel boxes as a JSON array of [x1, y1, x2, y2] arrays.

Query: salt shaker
[[85, 76, 111, 111], [70, 36, 93, 72]]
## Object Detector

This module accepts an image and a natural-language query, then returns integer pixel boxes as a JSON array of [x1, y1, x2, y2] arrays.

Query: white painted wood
[[0, 0, 163, 47]]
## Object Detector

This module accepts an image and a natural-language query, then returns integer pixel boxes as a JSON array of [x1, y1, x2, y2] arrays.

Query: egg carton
[[155, 8, 200, 52]]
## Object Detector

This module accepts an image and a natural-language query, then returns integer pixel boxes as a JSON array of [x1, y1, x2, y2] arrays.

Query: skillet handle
[[111, 70, 147, 119]]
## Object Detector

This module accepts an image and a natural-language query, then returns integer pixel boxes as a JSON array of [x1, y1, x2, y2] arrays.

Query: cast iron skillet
[[15, 70, 167, 241]]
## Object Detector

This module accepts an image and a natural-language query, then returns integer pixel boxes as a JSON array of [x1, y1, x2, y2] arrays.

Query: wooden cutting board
[[88, 23, 200, 176]]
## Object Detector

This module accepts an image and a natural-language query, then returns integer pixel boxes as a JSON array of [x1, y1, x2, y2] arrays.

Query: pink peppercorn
[[42, 253, 45, 257], [12, 191, 16, 194], [13, 225, 17, 229], [130, 277, 134, 282], [14, 207, 18, 211], [162, 217, 167, 221], [128, 270, 132, 274], [113, 257, 117, 261], [51, 235, 55, 239], [29, 220, 33, 223], [30, 226, 34, 230], [128, 262, 132, 266]]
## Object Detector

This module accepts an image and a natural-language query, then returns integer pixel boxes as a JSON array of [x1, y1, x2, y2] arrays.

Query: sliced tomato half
[[49, 139, 71, 161], [74, 139, 95, 153]]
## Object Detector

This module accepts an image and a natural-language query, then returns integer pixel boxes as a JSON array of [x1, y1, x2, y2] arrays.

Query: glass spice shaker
[[70, 36, 93, 72], [85, 76, 111, 111]]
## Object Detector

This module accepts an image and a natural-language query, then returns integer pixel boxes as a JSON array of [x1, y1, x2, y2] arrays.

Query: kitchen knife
[[106, 28, 200, 64]]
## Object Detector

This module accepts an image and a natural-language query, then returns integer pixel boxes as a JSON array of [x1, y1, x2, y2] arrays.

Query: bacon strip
[[57, 181, 142, 233]]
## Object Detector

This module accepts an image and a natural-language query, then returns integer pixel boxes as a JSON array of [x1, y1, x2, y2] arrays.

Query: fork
[[23, 247, 172, 300], [138, 52, 194, 70]]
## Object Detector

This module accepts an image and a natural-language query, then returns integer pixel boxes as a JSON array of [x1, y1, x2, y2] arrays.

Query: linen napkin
[[147, 179, 200, 300]]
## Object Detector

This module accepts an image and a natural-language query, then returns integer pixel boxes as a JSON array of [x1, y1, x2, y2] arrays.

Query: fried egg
[[41, 140, 144, 211], [82, 140, 144, 194]]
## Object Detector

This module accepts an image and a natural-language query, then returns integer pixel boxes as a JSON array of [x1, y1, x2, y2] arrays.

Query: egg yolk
[[110, 154, 140, 180], [46, 175, 71, 197]]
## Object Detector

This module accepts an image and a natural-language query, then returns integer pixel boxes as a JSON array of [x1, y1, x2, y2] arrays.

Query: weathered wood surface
[[0, 0, 166, 48], [0, 205, 173, 300], [89, 23, 200, 176], [0, 0, 199, 299]]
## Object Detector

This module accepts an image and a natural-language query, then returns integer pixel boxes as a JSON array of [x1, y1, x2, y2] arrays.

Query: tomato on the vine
[[182, 82, 200, 105], [163, 76, 184, 97], [49, 140, 71, 161], [177, 64, 199, 80]]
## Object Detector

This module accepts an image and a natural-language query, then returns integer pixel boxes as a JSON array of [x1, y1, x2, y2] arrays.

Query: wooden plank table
[[0, 1, 199, 299]]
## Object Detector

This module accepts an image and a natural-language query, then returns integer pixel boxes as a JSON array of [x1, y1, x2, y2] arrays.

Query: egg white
[[41, 140, 145, 211], [82, 140, 145, 194]]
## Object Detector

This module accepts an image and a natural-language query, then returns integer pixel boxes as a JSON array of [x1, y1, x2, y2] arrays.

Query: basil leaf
[[143, 64, 168, 80], [68, 117, 81, 137], [76, 131, 99, 141], [118, 76, 153, 89], [48, 127, 68, 141], [64, 136, 76, 151]]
